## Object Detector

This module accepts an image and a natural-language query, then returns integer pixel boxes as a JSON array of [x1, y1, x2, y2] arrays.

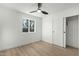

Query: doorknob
[[64, 32, 66, 33]]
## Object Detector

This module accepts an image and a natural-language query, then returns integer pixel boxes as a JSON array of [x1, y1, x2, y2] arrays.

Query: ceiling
[[0, 3, 79, 17]]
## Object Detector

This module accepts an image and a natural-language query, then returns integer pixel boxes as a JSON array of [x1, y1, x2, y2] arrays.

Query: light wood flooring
[[0, 41, 78, 56]]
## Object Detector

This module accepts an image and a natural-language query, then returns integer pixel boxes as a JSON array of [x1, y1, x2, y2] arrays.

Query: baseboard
[[0, 40, 41, 51], [66, 45, 79, 49], [41, 40, 53, 44], [41, 40, 65, 48]]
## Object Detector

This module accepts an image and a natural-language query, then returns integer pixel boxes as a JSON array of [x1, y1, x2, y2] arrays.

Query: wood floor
[[0, 41, 78, 56]]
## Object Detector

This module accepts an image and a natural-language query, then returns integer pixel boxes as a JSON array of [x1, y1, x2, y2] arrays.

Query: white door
[[66, 16, 78, 48]]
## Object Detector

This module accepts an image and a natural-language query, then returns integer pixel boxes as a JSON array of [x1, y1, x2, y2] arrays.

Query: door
[[66, 16, 78, 48]]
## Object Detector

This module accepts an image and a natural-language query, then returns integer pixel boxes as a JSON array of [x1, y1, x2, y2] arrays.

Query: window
[[22, 19, 35, 32]]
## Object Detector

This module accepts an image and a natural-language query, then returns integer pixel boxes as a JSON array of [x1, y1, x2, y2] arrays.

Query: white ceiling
[[0, 3, 79, 17]]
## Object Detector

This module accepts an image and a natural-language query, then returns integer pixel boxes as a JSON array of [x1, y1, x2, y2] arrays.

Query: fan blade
[[38, 3, 42, 9], [41, 11, 48, 14], [30, 10, 37, 13]]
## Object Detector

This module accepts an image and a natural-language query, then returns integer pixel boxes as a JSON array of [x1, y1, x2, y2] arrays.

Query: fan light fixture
[[37, 9, 41, 13], [30, 3, 48, 15]]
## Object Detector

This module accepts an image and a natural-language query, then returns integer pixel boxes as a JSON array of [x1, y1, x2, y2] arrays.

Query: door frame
[[63, 17, 66, 48]]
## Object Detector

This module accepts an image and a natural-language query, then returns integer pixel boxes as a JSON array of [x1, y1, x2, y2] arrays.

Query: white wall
[[0, 5, 42, 51], [42, 7, 79, 48]]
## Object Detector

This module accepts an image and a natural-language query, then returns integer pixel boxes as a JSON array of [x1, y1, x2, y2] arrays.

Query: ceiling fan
[[30, 3, 48, 15]]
